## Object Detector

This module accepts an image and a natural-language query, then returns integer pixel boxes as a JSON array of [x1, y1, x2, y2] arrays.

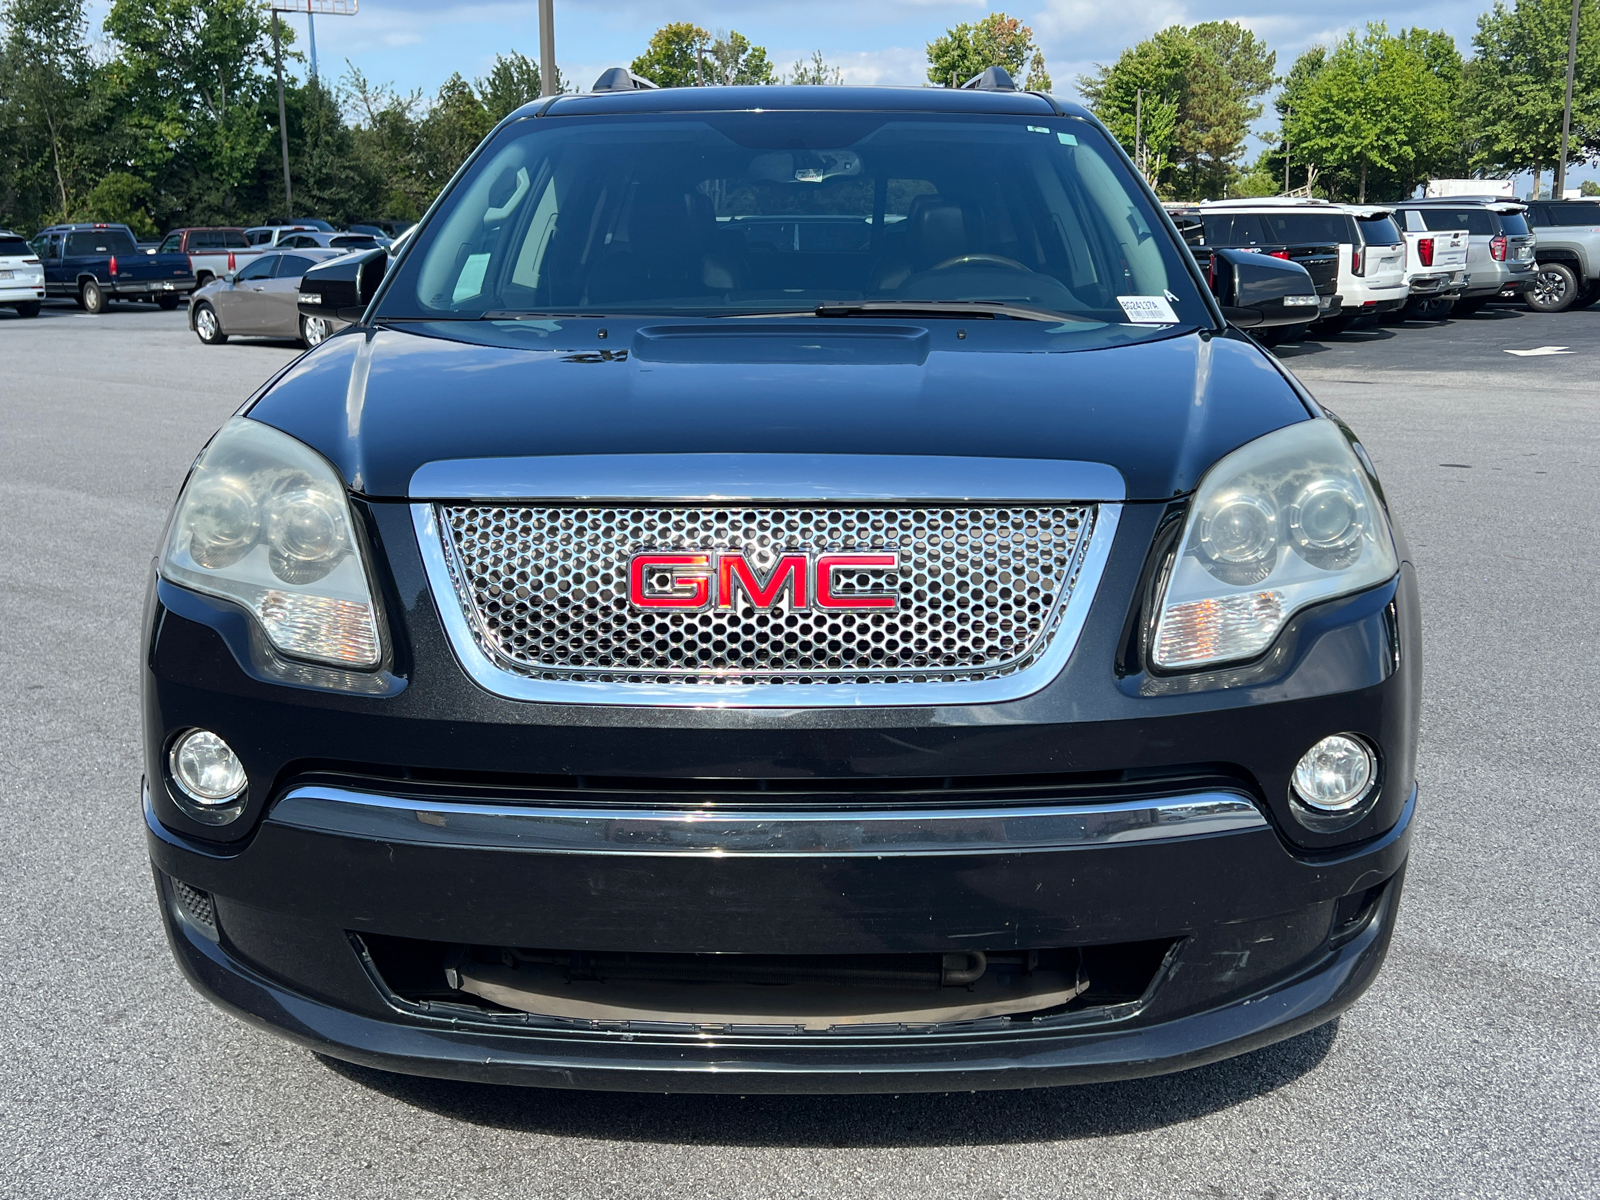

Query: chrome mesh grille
[[437, 504, 1096, 686]]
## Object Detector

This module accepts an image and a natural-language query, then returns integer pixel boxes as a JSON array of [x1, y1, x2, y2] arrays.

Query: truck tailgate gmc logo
[[628, 551, 899, 611]]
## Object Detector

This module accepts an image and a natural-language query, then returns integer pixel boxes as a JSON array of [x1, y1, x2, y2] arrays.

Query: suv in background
[[0, 229, 45, 316], [1330, 206, 1409, 330], [1195, 199, 1346, 341], [1393, 200, 1535, 315], [1521, 199, 1600, 312]]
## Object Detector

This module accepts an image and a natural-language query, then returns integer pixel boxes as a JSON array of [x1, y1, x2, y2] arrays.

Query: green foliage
[[1467, 0, 1600, 183], [787, 50, 843, 85], [1023, 50, 1051, 93], [632, 22, 710, 88], [76, 171, 154, 235], [709, 31, 776, 85], [1282, 23, 1462, 202], [927, 13, 1040, 87], [1079, 21, 1274, 199], [477, 51, 566, 123], [1584, 179, 1600, 194]]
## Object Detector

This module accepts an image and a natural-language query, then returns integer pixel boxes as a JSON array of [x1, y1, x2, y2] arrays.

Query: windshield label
[[1117, 295, 1178, 325]]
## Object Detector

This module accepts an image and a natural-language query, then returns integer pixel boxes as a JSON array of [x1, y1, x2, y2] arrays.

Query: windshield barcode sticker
[[1117, 295, 1179, 325]]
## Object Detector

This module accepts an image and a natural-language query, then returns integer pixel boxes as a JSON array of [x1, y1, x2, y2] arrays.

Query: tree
[[632, 22, 709, 88], [418, 73, 493, 194], [1584, 179, 1600, 194], [1467, 0, 1600, 196], [927, 13, 1041, 87], [787, 50, 842, 85], [478, 51, 565, 122], [1024, 50, 1051, 93], [707, 30, 776, 85], [1079, 22, 1271, 199], [1282, 24, 1460, 202], [342, 65, 428, 221]]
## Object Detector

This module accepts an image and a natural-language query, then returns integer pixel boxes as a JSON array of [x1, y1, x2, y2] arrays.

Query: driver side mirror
[[1204, 247, 1321, 328], [297, 248, 389, 323], [222, 271, 236, 284]]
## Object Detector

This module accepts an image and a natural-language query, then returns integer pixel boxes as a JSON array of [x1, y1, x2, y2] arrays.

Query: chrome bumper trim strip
[[268, 787, 1268, 856]]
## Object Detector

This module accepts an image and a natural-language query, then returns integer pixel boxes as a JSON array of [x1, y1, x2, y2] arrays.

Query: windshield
[[1416, 207, 1497, 235], [1498, 213, 1530, 236], [0, 236, 30, 258], [380, 111, 1207, 330], [1356, 215, 1402, 246]]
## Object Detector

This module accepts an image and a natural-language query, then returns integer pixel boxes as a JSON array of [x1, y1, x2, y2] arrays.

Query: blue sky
[[80, 1, 1595, 189]]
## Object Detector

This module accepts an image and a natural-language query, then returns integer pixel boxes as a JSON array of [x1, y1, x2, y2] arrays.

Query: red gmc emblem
[[629, 550, 899, 611]]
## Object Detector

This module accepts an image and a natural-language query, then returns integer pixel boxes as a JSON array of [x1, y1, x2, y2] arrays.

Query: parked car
[[158, 227, 269, 289], [1391, 200, 1535, 316], [244, 224, 331, 248], [274, 230, 386, 251], [1394, 221, 1469, 319], [145, 79, 1417, 1094], [1193, 199, 1344, 341], [187, 247, 346, 347], [1520, 198, 1600, 312], [0, 229, 46, 317], [29, 222, 195, 312], [345, 224, 396, 248], [1329, 206, 1409, 330]]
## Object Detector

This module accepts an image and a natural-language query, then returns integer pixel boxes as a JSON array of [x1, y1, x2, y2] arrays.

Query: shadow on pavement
[[314, 1019, 1340, 1146]]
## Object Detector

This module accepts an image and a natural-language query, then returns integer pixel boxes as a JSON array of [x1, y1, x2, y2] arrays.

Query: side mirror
[[1206, 247, 1321, 328], [222, 271, 235, 284], [297, 248, 389, 323]]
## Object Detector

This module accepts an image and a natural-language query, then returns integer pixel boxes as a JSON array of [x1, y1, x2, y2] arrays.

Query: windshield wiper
[[815, 300, 1096, 323]]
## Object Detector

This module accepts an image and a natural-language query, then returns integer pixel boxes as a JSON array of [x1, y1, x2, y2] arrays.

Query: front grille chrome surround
[[413, 500, 1121, 708]]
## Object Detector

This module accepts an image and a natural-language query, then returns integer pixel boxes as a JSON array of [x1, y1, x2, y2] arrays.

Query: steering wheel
[[929, 253, 1032, 273]]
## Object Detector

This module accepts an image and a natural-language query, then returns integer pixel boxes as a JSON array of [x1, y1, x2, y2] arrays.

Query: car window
[[388, 112, 1208, 331], [1543, 202, 1600, 226], [1356, 215, 1403, 246], [161, 234, 183, 253], [1498, 213, 1531, 236], [66, 230, 138, 256], [0, 236, 31, 257], [246, 230, 271, 245], [235, 256, 278, 281], [274, 254, 316, 279], [219, 230, 249, 248], [1258, 212, 1352, 243], [1201, 213, 1267, 245], [1414, 208, 1497, 235]]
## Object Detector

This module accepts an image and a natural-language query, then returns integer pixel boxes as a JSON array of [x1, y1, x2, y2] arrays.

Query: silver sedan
[[188, 248, 347, 348]]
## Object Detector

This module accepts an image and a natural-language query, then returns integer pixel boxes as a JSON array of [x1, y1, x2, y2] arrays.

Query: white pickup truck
[[155, 228, 270, 289], [1397, 225, 1468, 319]]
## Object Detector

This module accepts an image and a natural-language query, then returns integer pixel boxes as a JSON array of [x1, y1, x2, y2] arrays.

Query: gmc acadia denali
[[141, 77, 1418, 1093]]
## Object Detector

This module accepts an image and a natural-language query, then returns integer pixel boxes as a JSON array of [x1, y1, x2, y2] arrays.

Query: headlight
[[1153, 420, 1397, 670], [159, 418, 381, 668]]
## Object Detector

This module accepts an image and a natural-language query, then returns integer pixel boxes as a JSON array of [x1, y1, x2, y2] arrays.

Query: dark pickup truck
[[30, 223, 196, 313]]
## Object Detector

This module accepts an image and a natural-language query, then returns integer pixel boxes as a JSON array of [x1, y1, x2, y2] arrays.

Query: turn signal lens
[[1152, 420, 1397, 670], [159, 418, 380, 667], [1292, 735, 1376, 812]]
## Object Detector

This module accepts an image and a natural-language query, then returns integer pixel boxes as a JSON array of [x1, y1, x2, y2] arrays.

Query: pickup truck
[[1394, 226, 1468, 319], [30, 223, 196, 313], [1521, 199, 1600, 312], [157, 227, 268, 289]]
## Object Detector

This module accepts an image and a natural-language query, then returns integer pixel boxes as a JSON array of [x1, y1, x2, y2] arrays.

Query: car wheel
[[193, 302, 227, 344], [1574, 280, 1600, 309], [13, 301, 41, 318], [1451, 297, 1488, 317], [156, 295, 181, 311], [300, 314, 331, 349], [1526, 262, 1579, 313], [80, 280, 105, 314]]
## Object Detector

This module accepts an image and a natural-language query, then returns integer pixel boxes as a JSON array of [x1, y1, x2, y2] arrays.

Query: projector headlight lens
[[1292, 734, 1376, 812], [159, 418, 380, 667], [1154, 420, 1397, 670], [170, 730, 247, 803]]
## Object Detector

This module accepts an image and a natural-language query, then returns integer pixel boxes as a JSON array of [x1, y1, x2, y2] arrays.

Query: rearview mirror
[[1204, 247, 1321, 328], [297, 248, 389, 323]]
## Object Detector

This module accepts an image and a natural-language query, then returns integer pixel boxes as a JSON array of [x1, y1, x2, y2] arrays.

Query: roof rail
[[591, 67, 659, 92], [961, 66, 1016, 92]]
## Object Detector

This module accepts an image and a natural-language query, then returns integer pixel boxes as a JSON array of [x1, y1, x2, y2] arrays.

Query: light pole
[[1555, 0, 1582, 200], [268, 2, 359, 220], [539, 0, 557, 96]]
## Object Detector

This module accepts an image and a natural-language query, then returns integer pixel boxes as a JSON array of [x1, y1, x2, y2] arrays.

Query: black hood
[[244, 319, 1312, 501]]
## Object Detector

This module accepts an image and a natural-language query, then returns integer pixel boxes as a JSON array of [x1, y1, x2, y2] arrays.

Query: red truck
[[156, 228, 269, 289]]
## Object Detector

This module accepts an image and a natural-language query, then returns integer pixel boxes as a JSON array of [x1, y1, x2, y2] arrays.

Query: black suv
[[142, 77, 1417, 1093]]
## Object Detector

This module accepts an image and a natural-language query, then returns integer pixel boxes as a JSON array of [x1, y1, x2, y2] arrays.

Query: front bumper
[[141, 498, 1422, 1091]]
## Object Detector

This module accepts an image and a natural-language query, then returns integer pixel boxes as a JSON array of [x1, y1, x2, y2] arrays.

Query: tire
[[79, 279, 105, 313], [1451, 297, 1489, 317], [1526, 261, 1579, 313], [155, 295, 180, 311], [300, 314, 331, 349], [193, 302, 227, 344], [1574, 280, 1600, 310], [12, 301, 41, 318], [1402, 295, 1450, 321]]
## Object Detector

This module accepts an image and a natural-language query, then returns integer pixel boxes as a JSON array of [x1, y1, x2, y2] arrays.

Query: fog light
[[1292, 735, 1375, 812], [169, 729, 247, 809]]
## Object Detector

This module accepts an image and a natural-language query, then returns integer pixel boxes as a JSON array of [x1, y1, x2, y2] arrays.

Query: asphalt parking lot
[[2, 299, 1597, 1199]]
